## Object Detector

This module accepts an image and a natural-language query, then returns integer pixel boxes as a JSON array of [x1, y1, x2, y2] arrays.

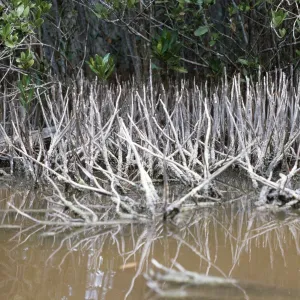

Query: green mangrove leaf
[[16, 4, 25, 17], [157, 41, 162, 53], [127, 0, 136, 8], [5, 38, 17, 48], [23, 6, 30, 17], [16, 50, 35, 69], [2, 24, 12, 38], [87, 53, 115, 80], [171, 66, 188, 73], [102, 53, 110, 65], [94, 3, 109, 18], [209, 39, 216, 46], [271, 10, 287, 28], [35, 18, 44, 27], [238, 58, 249, 65], [194, 25, 209, 37], [151, 62, 161, 70], [27, 59, 34, 68], [279, 28, 286, 38], [162, 40, 170, 54]]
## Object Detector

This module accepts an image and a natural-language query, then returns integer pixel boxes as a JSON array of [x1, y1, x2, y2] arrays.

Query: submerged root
[[147, 259, 237, 286], [256, 186, 300, 210], [145, 259, 241, 299], [256, 168, 300, 210]]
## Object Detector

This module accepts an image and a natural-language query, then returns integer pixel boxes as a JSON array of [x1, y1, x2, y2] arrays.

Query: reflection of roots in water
[[2, 192, 300, 299]]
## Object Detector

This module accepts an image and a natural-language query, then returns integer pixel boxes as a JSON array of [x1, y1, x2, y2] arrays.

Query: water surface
[[0, 180, 300, 300]]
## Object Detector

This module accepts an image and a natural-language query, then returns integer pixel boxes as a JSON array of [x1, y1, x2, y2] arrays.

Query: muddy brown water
[[0, 180, 300, 300]]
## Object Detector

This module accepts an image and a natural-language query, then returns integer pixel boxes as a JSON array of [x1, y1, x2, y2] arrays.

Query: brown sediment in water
[[0, 181, 300, 300]]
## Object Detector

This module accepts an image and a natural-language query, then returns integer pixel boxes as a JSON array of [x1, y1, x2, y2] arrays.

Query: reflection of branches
[[1, 179, 300, 299], [125, 223, 157, 299]]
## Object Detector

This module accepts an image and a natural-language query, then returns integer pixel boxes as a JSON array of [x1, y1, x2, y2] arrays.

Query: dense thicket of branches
[[1, 0, 300, 84], [1, 1, 300, 228]]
